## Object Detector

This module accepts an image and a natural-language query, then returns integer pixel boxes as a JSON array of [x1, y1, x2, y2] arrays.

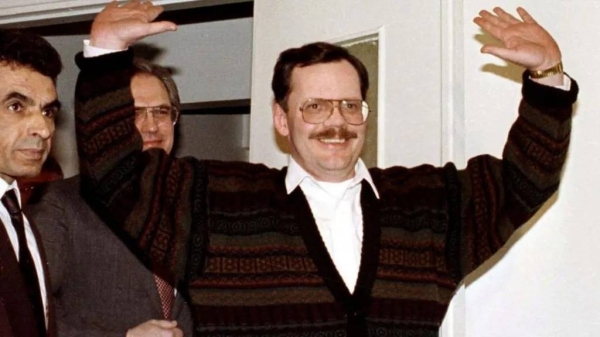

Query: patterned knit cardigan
[[75, 50, 577, 337]]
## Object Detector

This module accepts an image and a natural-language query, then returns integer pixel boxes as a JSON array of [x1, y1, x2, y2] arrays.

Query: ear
[[273, 101, 290, 137]]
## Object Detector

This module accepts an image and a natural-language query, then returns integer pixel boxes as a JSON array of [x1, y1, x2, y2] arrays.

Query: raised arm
[[449, 8, 578, 277], [76, 1, 198, 283]]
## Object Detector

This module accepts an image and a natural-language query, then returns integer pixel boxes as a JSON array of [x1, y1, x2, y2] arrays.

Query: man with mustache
[[75, 2, 578, 336], [0, 29, 62, 337], [28, 58, 192, 337]]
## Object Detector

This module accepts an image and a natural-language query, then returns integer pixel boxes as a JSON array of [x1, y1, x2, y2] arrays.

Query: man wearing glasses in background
[[75, 2, 578, 336], [28, 59, 192, 337]]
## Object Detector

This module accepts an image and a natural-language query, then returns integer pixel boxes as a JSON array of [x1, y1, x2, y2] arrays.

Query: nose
[[138, 112, 159, 133], [28, 110, 53, 140], [323, 104, 347, 126]]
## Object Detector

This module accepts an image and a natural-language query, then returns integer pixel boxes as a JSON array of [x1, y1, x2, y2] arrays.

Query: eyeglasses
[[134, 106, 178, 126], [299, 98, 369, 125]]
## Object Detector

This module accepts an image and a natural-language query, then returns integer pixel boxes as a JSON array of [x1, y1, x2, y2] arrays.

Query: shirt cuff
[[83, 39, 127, 58], [554, 74, 571, 91]]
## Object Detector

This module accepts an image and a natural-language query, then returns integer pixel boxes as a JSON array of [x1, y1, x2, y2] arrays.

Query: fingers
[[477, 10, 509, 29], [105, 1, 119, 9], [122, 3, 169, 27], [146, 4, 166, 21], [150, 319, 178, 328], [153, 321, 182, 337], [146, 21, 178, 35], [473, 16, 504, 40], [492, 7, 520, 25], [122, 0, 141, 9], [480, 45, 514, 60], [173, 327, 184, 337], [118, 0, 163, 18], [480, 35, 532, 66], [124, 1, 171, 28], [516, 7, 538, 24], [126, 320, 180, 337], [474, 7, 532, 33], [474, 7, 538, 42], [479, 44, 528, 68]]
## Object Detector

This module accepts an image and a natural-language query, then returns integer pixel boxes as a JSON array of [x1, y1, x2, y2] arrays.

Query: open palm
[[91, 1, 177, 50], [474, 7, 561, 71]]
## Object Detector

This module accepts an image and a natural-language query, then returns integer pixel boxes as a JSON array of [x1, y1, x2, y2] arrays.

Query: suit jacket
[[27, 176, 193, 337], [0, 204, 55, 337]]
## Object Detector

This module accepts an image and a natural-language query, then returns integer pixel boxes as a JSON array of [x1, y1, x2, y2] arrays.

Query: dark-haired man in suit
[[0, 28, 62, 337]]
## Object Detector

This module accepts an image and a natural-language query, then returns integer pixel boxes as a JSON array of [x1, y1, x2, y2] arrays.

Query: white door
[[249, 1, 464, 336]]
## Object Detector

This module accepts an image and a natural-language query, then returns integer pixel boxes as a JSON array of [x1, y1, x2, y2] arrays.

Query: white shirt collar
[[285, 156, 379, 199], [0, 178, 21, 207]]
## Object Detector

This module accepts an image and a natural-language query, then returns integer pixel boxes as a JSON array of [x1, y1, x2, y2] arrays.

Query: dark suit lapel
[[0, 219, 41, 337], [26, 215, 56, 337], [171, 285, 187, 321]]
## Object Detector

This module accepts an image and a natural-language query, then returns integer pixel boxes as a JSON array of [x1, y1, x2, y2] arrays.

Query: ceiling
[[0, 0, 252, 28]]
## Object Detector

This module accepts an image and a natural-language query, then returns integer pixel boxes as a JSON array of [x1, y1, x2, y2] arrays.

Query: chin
[[322, 155, 355, 169], [143, 144, 163, 151], [316, 160, 354, 175], [18, 167, 43, 179]]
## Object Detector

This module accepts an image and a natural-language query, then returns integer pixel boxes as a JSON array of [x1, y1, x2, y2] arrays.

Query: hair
[[271, 42, 369, 111], [0, 28, 62, 82], [132, 58, 181, 121]]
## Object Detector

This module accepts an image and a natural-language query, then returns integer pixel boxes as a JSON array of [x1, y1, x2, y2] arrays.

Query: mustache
[[309, 127, 357, 140], [17, 138, 45, 150]]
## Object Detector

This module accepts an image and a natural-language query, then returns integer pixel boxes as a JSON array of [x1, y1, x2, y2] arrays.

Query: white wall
[[252, 0, 600, 336], [43, 33, 83, 178], [45, 17, 252, 176]]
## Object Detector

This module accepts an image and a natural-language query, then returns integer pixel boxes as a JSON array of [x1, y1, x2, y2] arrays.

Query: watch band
[[529, 61, 564, 79]]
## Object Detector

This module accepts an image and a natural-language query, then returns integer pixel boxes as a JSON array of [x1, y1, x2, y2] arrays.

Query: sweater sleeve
[[75, 50, 200, 283], [450, 73, 578, 278]]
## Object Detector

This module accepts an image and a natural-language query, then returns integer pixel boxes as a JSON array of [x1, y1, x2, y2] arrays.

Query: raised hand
[[90, 0, 177, 50], [474, 7, 562, 83]]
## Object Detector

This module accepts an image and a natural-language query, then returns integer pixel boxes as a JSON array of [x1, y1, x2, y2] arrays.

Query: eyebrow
[[3, 91, 61, 111], [133, 104, 172, 108], [2, 92, 33, 105], [44, 99, 62, 112]]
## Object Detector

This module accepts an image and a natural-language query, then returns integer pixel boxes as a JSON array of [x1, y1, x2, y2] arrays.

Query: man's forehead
[[289, 61, 361, 98], [0, 61, 41, 76], [0, 63, 57, 100], [293, 60, 358, 76], [131, 73, 170, 105]]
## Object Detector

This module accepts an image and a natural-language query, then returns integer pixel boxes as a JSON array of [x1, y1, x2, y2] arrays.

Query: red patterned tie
[[154, 275, 174, 319]]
